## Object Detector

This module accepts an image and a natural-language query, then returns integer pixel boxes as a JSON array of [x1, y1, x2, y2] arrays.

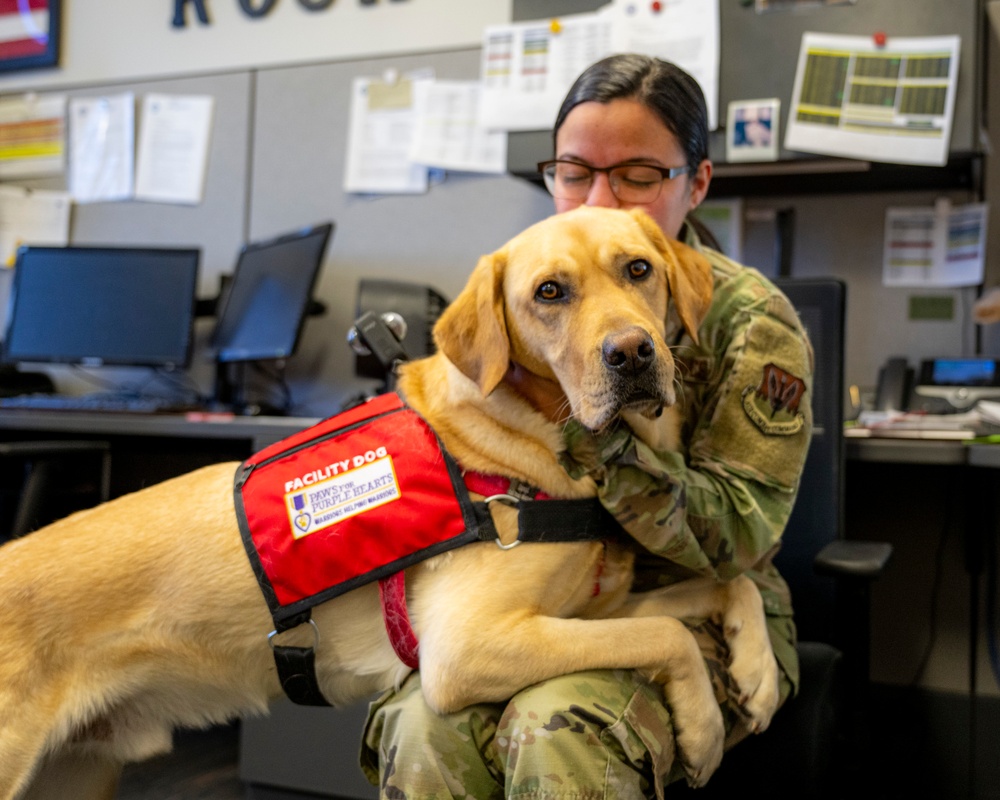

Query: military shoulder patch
[[741, 362, 806, 435]]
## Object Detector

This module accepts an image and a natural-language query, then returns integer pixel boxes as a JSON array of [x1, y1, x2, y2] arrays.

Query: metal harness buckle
[[483, 492, 523, 550], [267, 618, 321, 650]]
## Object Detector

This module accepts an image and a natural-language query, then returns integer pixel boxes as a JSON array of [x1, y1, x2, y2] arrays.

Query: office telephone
[[876, 357, 1000, 413]]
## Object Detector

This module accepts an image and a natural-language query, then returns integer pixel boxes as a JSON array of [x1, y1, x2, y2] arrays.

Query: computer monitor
[[2, 245, 200, 369], [210, 222, 333, 363]]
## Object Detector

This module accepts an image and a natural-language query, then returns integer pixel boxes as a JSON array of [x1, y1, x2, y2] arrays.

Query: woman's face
[[553, 98, 711, 239]]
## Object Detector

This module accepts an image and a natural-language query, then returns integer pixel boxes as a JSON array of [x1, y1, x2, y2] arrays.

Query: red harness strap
[[462, 470, 553, 501], [376, 470, 543, 670], [378, 572, 420, 669]]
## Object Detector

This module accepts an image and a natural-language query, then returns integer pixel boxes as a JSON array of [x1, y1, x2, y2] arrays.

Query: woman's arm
[[563, 269, 814, 582]]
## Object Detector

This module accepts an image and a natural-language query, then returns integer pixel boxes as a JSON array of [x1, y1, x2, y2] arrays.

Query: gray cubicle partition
[[15, 70, 253, 297], [3, 0, 987, 413], [248, 48, 553, 416], [510, 0, 984, 171], [4, 49, 553, 416]]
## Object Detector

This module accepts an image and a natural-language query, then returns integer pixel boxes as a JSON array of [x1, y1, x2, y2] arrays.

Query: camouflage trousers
[[359, 620, 794, 800]]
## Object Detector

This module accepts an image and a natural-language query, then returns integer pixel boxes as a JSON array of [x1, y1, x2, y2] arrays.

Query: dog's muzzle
[[602, 327, 656, 377], [602, 327, 674, 413]]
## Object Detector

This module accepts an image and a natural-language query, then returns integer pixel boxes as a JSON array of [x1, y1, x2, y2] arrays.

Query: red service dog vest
[[234, 392, 490, 634]]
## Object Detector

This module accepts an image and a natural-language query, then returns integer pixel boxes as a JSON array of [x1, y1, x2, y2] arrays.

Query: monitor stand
[[211, 361, 285, 417], [211, 361, 248, 415]]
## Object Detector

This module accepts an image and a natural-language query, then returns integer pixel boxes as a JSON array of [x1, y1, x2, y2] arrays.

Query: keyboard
[[0, 393, 200, 415]]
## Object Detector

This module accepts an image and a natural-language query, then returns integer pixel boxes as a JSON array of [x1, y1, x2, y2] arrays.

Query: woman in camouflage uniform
[[361, 53, 813, 799]]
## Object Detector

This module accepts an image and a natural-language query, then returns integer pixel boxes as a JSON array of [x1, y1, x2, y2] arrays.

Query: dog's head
[[433, 206, 713, 430]]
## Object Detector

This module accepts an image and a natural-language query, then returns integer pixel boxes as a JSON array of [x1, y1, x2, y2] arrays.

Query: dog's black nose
[[602, 328, 655, 375]]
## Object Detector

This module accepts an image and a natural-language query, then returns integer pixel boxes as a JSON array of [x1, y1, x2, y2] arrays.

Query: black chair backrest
[[353, 279, 449, 384], [771, 278, 846, 643]]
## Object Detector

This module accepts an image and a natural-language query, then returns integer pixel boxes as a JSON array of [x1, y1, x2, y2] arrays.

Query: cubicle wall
[[248, 49, 552, 414], [6, 49, 552, 416], [16, 70, 252, 296], [3, 0, 986, 415]]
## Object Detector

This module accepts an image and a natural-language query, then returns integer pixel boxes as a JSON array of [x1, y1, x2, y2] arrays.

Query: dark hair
[[553, 53, 710, 177], [552, 53, 719, 249]]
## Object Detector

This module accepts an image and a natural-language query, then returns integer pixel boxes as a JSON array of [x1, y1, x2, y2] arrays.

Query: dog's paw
[[729, 642, 780, 733], [674, 699, 725, 788], [723, 611, 781, 733]]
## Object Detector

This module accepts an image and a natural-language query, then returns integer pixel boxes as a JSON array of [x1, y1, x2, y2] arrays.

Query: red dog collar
[[463, 471, 553, 501]]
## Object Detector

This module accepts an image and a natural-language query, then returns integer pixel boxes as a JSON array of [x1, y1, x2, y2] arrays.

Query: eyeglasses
[[537, 159, 690, 204]]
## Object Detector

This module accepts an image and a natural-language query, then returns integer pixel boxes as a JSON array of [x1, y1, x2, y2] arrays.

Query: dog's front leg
[[615, 575, 781, 733], [419, 614, 724, 787]]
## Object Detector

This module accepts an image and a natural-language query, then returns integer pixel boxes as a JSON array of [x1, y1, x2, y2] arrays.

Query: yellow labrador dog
[[0, 206, 780, 800]]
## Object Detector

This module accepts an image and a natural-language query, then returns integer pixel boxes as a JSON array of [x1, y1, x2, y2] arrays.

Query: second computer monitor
[[211, 222, 333, 363]]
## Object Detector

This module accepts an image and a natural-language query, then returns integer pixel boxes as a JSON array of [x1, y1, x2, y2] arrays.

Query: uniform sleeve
[[563, 287, 814, 582]]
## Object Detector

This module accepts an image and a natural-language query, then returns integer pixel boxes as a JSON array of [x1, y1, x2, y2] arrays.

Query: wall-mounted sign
[[173, 0, 403, 27]]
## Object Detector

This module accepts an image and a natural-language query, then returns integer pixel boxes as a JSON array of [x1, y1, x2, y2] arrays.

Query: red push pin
[[652, 1, 662, 11], [873, 31, 887, 48]]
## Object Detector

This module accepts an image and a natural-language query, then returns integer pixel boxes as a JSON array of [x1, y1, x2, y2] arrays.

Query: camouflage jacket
[[561, 225, 814, 691]]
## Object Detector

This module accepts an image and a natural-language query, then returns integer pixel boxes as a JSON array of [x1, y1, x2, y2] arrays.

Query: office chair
[[353, 279, 448, 382], [676, 278, 892, 799], [0, 440, 112, 542]]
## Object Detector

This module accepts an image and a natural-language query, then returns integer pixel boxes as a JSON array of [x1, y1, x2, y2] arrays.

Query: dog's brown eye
[[536, 281, 564, 302], [627, 260, 651, 281]]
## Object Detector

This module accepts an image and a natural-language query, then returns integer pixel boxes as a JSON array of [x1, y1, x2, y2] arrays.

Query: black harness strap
[[268, 494, 617, 707], [466, 496, 617, 546], [272, 642, 331, 706]]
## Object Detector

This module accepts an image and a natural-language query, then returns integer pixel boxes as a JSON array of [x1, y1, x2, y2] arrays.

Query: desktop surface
[[0, 405, 318, 450], [0, 393, 202, 415]]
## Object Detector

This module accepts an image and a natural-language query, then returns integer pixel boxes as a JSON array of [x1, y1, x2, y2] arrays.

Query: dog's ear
[[433, 250, 510, 395], [629, 208, 713, 344]]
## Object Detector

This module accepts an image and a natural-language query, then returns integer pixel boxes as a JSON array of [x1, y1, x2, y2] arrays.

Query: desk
[[847, 436, 968, 465], [847, 435, 999, 797], [0, 409, 318, 451], [0, 410, 319, 498]]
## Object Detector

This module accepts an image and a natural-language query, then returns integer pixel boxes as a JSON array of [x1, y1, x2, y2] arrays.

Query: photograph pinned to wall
[[726, 98, 780, 163], [0, 0, 61, 72]]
